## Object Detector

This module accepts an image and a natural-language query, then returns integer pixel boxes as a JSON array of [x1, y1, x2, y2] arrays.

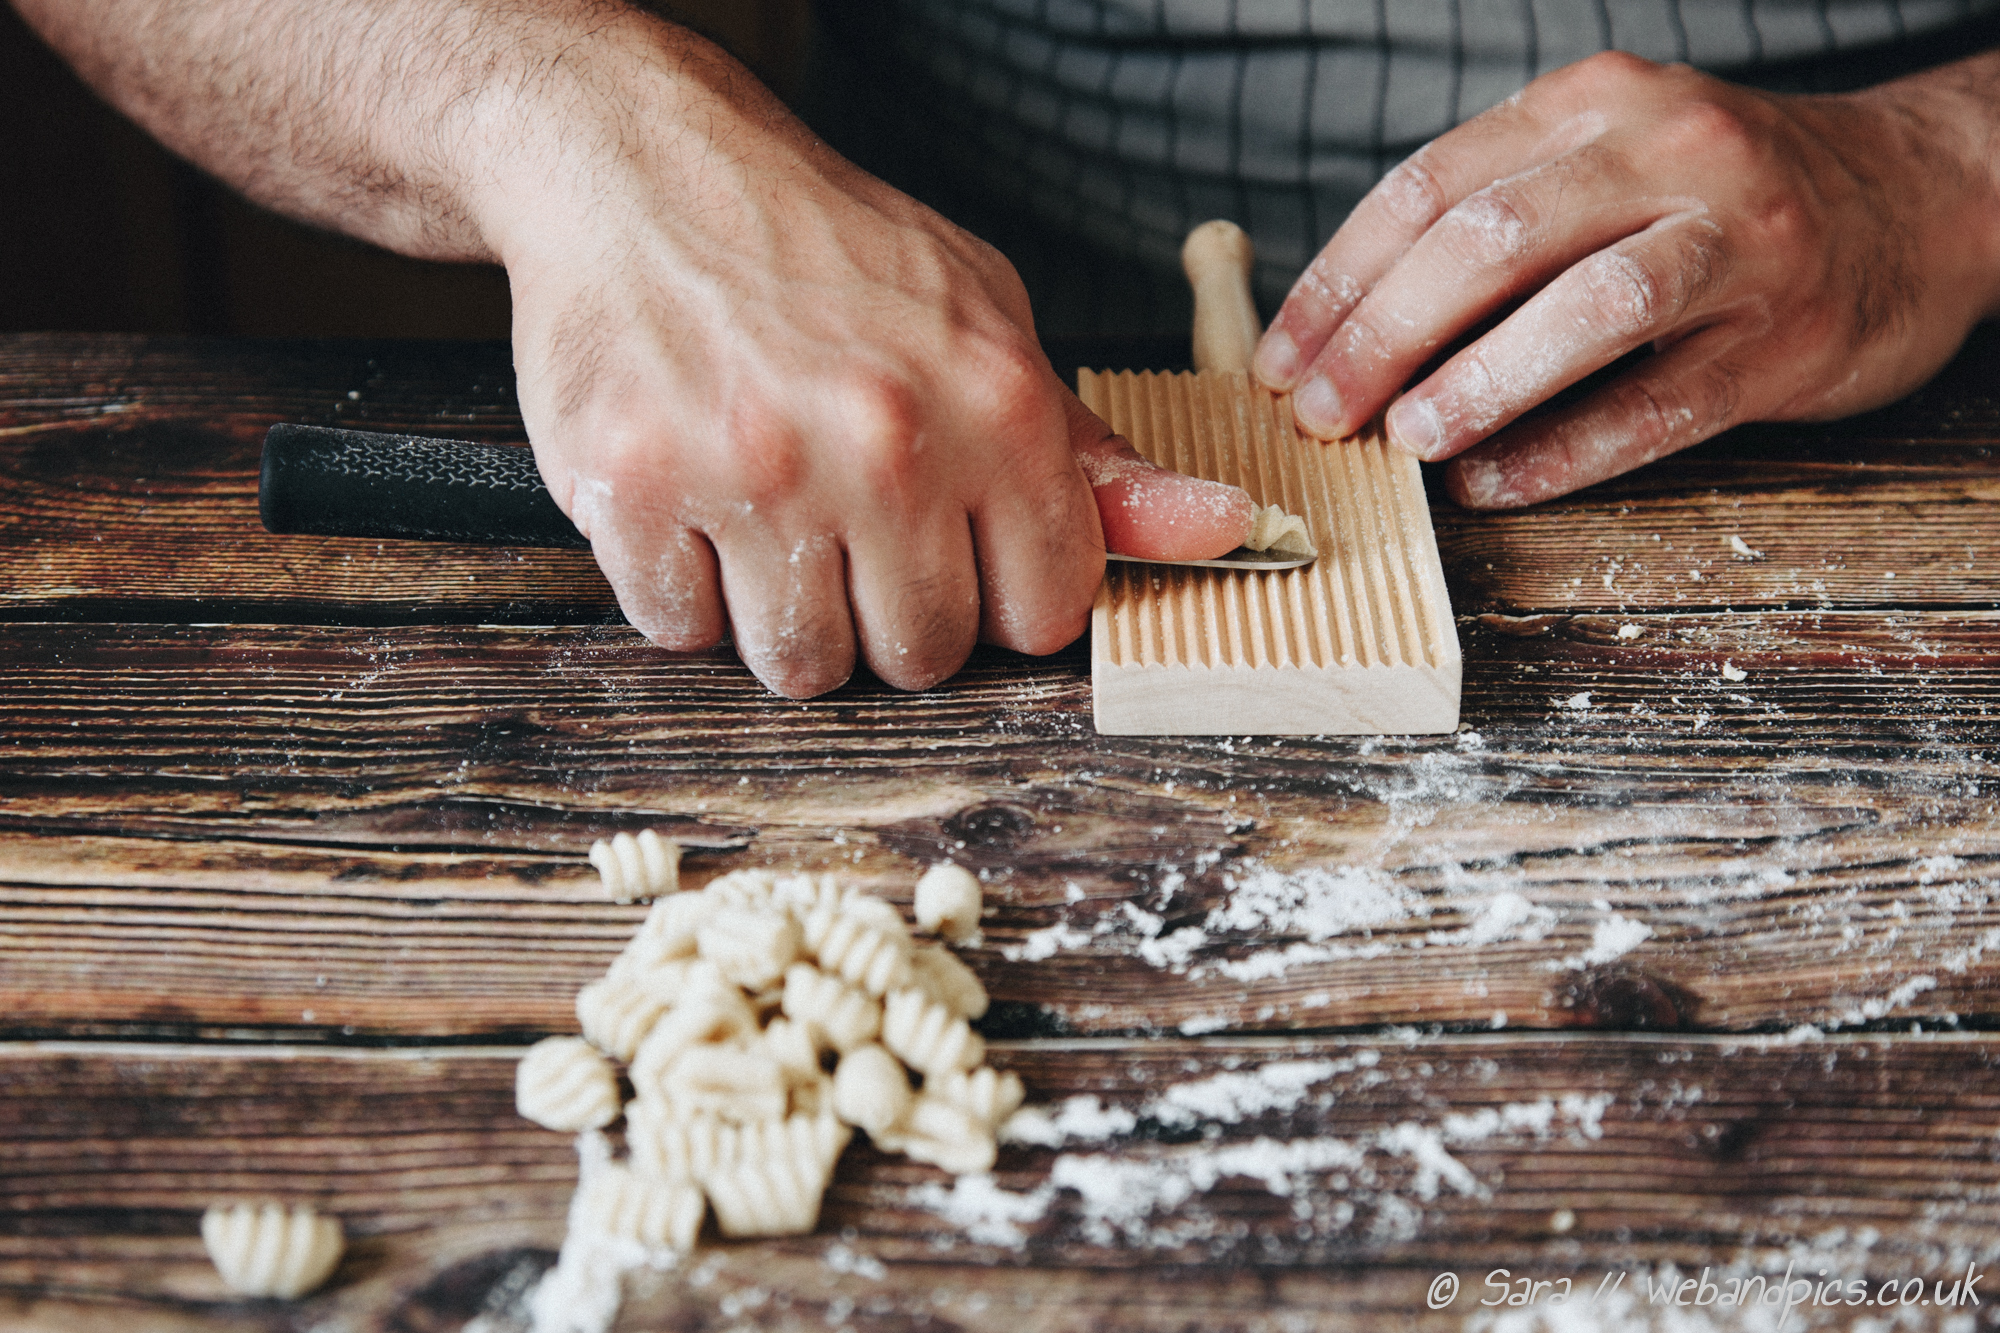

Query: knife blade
[[257, 424, 1315, 570]]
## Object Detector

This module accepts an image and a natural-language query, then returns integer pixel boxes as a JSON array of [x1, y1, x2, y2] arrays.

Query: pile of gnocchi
[[515, 841, 1020, 1250]]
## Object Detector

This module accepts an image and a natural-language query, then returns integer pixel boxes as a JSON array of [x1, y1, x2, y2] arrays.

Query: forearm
[[10, 0, 787, 265]]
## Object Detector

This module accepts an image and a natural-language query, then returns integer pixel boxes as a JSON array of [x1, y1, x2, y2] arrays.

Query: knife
[[257, 424, 1315, 570]]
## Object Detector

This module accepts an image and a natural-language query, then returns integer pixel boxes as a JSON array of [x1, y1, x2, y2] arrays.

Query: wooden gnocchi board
[[1079, 368, 1461, 736]]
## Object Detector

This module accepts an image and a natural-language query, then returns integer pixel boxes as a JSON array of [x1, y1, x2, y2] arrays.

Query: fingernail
[[1386, 396, 1444, 460], [1253, 329, 1301, 388], [1293, 376, 1343, 437]]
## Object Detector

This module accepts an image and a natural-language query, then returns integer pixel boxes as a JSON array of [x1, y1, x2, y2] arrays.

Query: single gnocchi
[[201, 1201, 345, 1299], [1242, 502, 1315, 556], [780, 963, 881, 1055], [589, 829, 680, 903], [701, 1142, 835, 1238], [908, 943, 988, 1020], [696, 905, 801, 991], [874, 1095, 997, 1175], [832, 1043, 912, 1136], [574, 974, 670, 1063], [913, 863, 983, 941], [812, 902, 913, 996], [881, 986, 985, 1078], [927, 1065, 1025, 1131], [516, 1036, 622, 1132]]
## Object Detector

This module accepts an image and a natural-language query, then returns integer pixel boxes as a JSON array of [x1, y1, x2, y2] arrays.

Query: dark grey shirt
[[816, 1, 2000, 335]]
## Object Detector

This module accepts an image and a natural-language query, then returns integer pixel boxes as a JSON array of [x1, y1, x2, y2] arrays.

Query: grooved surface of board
[[1079, 369, 1461, 734]]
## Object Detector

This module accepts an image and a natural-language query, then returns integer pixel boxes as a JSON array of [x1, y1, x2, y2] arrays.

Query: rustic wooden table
[[3, 331, 1997, 1332]]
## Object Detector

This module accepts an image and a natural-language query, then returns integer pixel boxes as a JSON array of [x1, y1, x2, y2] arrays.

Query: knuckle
[[1619, 378, 1682, 455], [957, 335, 1051, 437], [1334, 314, 1395, 370], [1564, 49, 1661, 97], [1290, 259, 1366, 324], [835, 374, 929, 494], [1439, 189, 1535, 269], [712, 402, 810, 511], [1580, 250, 1669, 340], [1376, 151, 1451, 229], [1441, 346, 1504, 432], [1659, 98, 1760, 168]]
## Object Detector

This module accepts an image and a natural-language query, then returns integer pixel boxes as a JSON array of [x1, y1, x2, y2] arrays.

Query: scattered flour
[[1557, 914, 1654, 970], [1205, 865, 1423, 942], [909, 1173, 1056, 1248], [933, 1055, 1612, 1252], [1000, 921, 1094, 962], [1002, 1095, 1141, 1148], [1427, 892, 1557, 948]]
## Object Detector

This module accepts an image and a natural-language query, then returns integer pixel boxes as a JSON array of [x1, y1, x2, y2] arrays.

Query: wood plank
[[4, 1036, 1996, 1331], [4, 615, 1996, 1039], [3, 332, 1999, 623]]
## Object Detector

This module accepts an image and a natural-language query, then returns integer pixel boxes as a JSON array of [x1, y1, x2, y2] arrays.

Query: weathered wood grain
[[4, 1036, 1997, 1331], [5, 333, 2000, 624], [4, 614, 1995, 1039]]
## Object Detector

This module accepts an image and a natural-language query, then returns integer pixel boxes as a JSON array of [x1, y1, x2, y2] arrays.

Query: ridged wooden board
[[6, 1036, 1997, 1332], [1078, 369, 1460, 735]]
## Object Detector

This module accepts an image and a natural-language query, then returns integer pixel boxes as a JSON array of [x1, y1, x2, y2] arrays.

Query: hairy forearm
[[11, 0, 791, 264]]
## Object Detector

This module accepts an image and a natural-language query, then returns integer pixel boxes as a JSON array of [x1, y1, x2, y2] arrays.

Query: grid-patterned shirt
[[814, 0, 2000, 334]]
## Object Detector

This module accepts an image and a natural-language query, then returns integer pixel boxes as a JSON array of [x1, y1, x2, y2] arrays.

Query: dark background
[[0, 1, 811, 339]]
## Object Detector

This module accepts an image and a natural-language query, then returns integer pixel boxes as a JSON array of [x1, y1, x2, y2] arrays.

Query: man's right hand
[[23, 0, 1255, 699]]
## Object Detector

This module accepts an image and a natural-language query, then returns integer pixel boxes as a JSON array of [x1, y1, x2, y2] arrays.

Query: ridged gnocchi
[[201, 1201, 345, 1299], [908, 943, 988, 1019], [881, 986, 985, 1078], [913, 863, 983, 942], [1242, 502, 1315, 556], [575, 1159, 705, 1251], [519, 861, 1019, 1264], [589, 829, 680, 903], [516, 1036, 622, 1132], [574, 975, 670, 1063], [812, 904, 913, 996], [779, 963, 881, 1055]]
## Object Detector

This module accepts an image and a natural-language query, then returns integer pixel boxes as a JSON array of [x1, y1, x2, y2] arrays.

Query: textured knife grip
[[259, 424, 590, 549]]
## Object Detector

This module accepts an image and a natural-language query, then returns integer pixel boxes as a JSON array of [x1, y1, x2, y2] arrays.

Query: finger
[[713, 529, 859, 698], [1068, 399, 1255, 562], [550, 452, 729, 652], [1256, 90, 1611, 393], [970, 376, 1106, 655], [1384, 210, 1731, 463], [845, 514, 981, 691], [1295, 144, 1704, 440], [1444, 323, 1748, 509]]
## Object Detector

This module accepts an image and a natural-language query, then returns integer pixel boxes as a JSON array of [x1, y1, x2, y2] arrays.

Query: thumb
[[1062, 390, 1254, 562]]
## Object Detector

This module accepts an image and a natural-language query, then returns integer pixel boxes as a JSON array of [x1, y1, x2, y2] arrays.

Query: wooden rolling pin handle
[[1181, 220, 1262, 374]]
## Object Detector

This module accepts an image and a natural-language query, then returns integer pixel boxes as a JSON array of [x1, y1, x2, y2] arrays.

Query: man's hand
[[21, 0, 1247, 699], [1253, 51, 2000, 508]]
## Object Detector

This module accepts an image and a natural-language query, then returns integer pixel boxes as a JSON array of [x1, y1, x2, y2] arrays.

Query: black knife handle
[[259, 424, 589, 549]]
